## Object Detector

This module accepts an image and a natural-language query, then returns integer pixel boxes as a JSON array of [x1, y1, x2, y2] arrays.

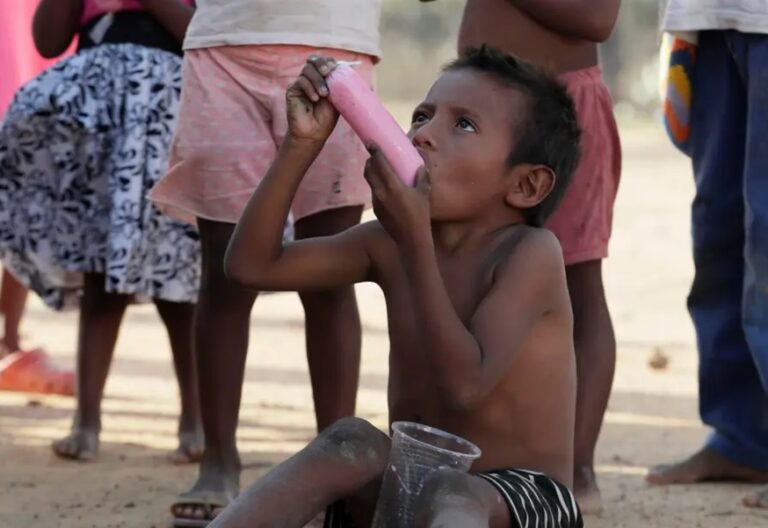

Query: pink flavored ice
[[327, 63, 424, 187]]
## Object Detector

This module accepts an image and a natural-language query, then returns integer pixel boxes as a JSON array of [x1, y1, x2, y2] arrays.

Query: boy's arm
[[406, 229, 566, 410], [512, 0, 621, 42], [225, 58, 374, 292]]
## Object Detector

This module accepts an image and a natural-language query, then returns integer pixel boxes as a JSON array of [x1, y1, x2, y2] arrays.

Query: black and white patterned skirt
[[0, 43, 200, 309]]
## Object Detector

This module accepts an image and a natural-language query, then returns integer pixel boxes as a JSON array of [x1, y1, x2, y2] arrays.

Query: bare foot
[[743, 486, 768, 509], [573, 465, 602, 514], [647, 447, 768, 485], [167, 429, 204, 465], [171, 454, 239, 524], [52, 427, 99, 461]]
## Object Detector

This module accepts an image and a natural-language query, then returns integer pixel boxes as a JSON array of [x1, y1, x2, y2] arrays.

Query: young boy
[[216, 46, 583, 527], [453, 0, 622, 512]]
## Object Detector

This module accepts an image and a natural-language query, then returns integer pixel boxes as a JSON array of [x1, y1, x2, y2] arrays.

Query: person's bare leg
[[413, 468, 510, 528], [172, 218, 257, 523], [209, 417, 389, 528], [52, 273, 130, 461], [0, 269, 28, 353], [647, 447, 768, 485], [567, 260, 615, 514], [294, 206, 363, 432], [744, 486, 768, 509], [154, 299, 203, 464]]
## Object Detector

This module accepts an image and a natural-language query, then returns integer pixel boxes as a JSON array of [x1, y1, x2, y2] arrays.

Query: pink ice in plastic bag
[[327, 62, 424, 187]]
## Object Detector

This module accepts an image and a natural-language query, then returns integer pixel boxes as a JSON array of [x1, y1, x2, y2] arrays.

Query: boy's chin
[[428, 208, 461, 223]]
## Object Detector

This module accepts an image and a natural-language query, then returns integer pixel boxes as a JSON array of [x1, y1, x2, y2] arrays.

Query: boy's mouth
[[415, 147, 430, 166]]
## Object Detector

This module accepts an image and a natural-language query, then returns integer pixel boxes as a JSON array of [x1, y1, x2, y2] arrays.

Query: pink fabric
[[0, 0, 74, 117], [151, 44, 374, 225], [546, 66, 622, 265], [82, 0, 143, 25]]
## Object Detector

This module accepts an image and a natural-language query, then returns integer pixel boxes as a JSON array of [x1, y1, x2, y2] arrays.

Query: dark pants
[[689, 30, 768, 469]]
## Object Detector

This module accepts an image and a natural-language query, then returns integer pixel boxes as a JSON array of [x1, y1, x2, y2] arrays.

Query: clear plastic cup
[[371, 421, 482, 528]]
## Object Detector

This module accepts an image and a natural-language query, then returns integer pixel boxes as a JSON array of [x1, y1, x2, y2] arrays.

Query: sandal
[[0, 348, 75, 396], [171, 490, 236, 527]]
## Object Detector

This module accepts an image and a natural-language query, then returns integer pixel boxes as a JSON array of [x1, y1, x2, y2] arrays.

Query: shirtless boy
[[455, 0, 622, 512], [216, 47, 582, 527]]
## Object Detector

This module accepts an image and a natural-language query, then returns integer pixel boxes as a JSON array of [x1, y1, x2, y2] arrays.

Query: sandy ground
[[2, 121, 768, 528]]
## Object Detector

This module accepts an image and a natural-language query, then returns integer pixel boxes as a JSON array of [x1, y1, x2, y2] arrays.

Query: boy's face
[[408, 69, 528, 221]]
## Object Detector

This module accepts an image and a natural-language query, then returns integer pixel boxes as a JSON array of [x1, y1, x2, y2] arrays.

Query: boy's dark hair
[[446, 46, 581, 227]]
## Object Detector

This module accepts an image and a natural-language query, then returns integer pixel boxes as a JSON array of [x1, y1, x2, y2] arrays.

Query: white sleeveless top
[[184, 0, 382, 58], [662, 0, 768, 34]]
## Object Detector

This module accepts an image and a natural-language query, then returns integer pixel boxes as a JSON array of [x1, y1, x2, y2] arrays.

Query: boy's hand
[[285, 56, 339, 147], [364, 144, 431, 248]]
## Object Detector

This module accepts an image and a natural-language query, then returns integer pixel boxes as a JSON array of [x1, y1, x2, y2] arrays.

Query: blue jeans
[[689, 31, 768, 469]]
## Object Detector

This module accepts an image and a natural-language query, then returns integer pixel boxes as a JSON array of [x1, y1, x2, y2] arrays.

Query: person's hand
[[364, 144, 431, 248], [285, 56, 340, 147]]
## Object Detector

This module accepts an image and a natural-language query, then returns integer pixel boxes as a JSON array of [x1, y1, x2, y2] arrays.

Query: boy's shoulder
[[489, 225, 568, 304], [495, 225, 565, 273]]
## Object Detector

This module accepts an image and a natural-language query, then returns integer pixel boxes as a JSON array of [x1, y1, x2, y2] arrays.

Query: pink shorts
[[150, 45, 374, 225], [546, 66, 621, 265]]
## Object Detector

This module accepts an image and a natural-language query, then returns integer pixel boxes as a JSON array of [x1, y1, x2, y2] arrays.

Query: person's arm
[[138, 0, 195, 43], [32, 0, 84, 58], [224, 57, 375, 292], [363, 151, 566, 411], [512, 0, 621, 42]]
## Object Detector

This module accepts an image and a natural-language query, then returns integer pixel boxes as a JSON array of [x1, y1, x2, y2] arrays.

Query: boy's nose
[[411, 127, 436, 150]]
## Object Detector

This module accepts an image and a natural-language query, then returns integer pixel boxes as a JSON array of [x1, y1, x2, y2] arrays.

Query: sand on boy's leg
[[208, 417, 390, 528]]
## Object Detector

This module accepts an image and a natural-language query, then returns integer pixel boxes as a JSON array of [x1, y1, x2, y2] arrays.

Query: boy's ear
[[505, 164, 556, 210]]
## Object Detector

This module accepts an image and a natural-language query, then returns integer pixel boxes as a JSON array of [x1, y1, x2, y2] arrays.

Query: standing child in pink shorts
[[446, 0, 622, 514], [149, 1, 382, 524]]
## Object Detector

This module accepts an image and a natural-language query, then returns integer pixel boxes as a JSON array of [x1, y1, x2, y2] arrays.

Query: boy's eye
[[456, 117, 477, 133], [412, 112, 429, 125]]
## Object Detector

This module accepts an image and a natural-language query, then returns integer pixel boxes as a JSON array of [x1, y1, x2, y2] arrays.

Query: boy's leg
[[52, 272, 131, 461], [173, 218, 257, 522], [209, 417, 389, 528], [568, 260, 615, 512], [0, 269, 27, 352], [154, 299, 203, 464], [648, 31, 768, 485], [294, 206, 363, 432], [415, 469, 583, 528], [413, 469, 508, 528]]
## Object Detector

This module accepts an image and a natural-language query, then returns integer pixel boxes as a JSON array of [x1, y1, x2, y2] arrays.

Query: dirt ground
[[1, 122, 767, 528]]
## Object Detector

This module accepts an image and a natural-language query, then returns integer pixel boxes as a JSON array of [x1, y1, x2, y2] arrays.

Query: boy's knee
[[414, 469, 489, 527], [314, 417, 390, 468], [419, 468, 477, 502]]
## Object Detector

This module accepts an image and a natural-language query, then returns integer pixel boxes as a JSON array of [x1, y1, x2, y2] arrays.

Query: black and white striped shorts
[[324, 468, 582, 528], [479, 469, 583, 528]]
